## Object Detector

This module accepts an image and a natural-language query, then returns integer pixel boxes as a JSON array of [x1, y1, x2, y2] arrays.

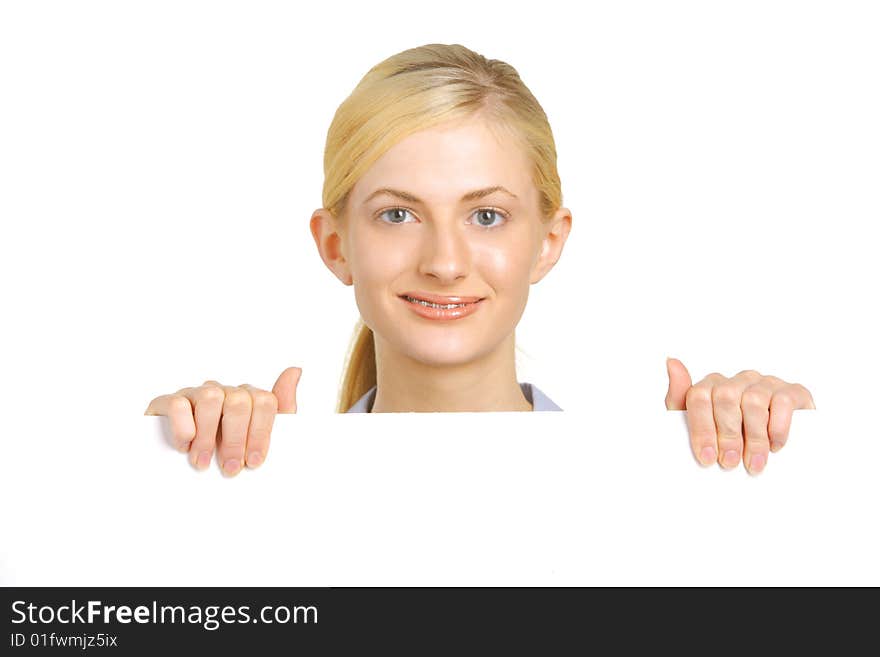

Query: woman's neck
[[370, 333, 533, 413]]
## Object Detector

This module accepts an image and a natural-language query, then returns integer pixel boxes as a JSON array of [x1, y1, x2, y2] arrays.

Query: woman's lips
[[398, 292, 484, 321]]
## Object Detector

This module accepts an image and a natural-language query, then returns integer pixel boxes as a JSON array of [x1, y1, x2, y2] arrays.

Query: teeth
[[405, 295, 469, 309]]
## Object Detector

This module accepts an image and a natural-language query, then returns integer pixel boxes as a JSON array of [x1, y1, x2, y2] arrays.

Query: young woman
[[144, 44, 815, 477]]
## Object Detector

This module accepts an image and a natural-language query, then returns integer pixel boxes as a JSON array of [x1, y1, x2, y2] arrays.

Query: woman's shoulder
[[345, 383, 562, 413]]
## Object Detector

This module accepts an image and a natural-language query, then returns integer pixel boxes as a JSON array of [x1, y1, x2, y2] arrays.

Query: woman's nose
[[417, 222, 470, 282]]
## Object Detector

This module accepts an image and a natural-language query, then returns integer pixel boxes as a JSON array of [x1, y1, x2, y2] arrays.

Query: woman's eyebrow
[[363, 185, 518, 205]]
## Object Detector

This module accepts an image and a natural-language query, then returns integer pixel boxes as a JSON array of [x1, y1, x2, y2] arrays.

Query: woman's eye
[[377, 207, 508, 227], [378, 208, 415, 224], [471, 208, 507, 228]]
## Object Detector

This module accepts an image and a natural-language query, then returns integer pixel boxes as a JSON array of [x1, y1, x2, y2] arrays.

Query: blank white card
[[1, 409, 874, 586]]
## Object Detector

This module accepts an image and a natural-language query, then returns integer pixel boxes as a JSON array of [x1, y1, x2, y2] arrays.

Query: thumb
[[273, 366, 302, 413], [664, 357, 692, 410]]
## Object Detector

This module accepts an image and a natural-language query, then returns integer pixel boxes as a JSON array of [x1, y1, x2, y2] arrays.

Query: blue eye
[[378, 208, 415, 224], [376, 206, 509, 228], [470, 208, 508, 228]]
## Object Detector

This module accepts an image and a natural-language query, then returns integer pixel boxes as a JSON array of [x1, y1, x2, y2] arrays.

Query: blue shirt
[[345, 382, 562, 412]]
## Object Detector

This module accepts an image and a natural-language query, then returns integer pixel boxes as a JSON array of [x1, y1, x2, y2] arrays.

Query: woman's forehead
[[352, 118, 535, 206]]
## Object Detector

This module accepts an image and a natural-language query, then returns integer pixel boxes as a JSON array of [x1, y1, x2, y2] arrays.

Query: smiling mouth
[[398, 292, 485, 320], [401, 295, 474, 309]]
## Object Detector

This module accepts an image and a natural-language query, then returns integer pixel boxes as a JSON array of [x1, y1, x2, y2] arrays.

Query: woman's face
[[320, 115, 569, 367]]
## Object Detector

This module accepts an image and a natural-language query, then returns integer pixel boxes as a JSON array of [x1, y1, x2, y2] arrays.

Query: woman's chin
[[397, 340, 490, 368]]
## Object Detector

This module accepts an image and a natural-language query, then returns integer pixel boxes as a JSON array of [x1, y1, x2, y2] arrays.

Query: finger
[[664, 357, 692, 410], [684, 374, 724, 466], [710, 379, 747, 470], [184, 385, 226, 470], [741, 383, 773, 475], [702, 369, 761, 468], [272, 367, 302, 413], [145, 392, 197, 453], [768, 383, 813, 451], [238, 384, 278, 469], [216, 385, 253, 476]]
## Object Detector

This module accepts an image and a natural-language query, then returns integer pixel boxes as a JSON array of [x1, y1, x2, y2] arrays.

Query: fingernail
[[749, 453, 766, 474], [722, 450, 739, 468], [770, 441, 782, 452], [196, 451, 212, 470], [223, 459, 242, 476], [247, 451, 263, 468], [699, 446, 716, 466]]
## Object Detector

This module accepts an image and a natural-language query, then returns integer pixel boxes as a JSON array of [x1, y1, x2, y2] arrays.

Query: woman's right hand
[[144, 366, 302, 476]]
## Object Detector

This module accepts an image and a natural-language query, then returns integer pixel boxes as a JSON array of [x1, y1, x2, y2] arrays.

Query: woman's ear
[[530, 208, 572, 284], [310, 209, 353, 285]]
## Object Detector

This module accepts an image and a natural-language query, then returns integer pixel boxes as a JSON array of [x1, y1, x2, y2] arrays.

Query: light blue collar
[[345, 382, 562, 413]]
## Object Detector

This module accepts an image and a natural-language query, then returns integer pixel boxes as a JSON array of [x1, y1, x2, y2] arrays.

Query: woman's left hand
[[664, 357, 816, 475]]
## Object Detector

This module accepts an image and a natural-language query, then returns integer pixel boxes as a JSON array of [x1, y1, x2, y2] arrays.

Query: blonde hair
[[324, 44, 563, 412]]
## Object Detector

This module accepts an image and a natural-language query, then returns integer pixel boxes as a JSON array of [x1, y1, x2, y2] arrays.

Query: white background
[[1, 1, 877, 585]]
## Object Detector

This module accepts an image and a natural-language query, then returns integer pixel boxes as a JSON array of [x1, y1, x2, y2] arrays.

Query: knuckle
[[247, 436, 270, 453], [685, 386, 711, 407], [219, 425, 246, 446], [252, 391, 278, 414], [223, 390, 252, 412], [716, 429, 742, 443], [746, 437, 769, 450], [220, 440, 244, 453], [711, 384, 740, 405], [773, 389, 795, 406], [742, 387, 769, 409], [198, 385, 225, 405], [736, 369, 762, 379], [168, 395, 192, 415], [745, 436, 767, 452]]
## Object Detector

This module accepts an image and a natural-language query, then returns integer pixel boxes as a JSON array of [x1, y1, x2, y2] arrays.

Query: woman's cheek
[[349, 232, 412, 324], [475, 240, 534, 305]]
